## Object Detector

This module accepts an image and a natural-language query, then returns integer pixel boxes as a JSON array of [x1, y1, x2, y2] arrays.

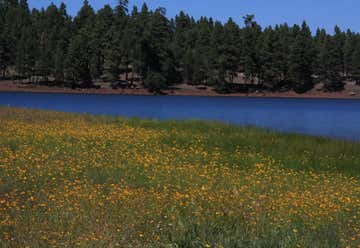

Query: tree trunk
[[125, 63, 129, 81], [131, 66, 134, 84], [1, 66, 5, 79]]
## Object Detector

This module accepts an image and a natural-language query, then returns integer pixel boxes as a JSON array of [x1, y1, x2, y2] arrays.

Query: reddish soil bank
[[1, 81, 360, 99]]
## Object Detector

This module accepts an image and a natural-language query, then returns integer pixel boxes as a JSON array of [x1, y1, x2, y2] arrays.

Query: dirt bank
[[1, 81, 360, 99]]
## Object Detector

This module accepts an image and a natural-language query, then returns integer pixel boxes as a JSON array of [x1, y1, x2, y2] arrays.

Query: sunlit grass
[[0, 107, 359, 247]]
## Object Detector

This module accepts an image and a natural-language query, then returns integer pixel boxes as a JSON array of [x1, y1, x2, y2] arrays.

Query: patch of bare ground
[[1, 80, 360, 99]]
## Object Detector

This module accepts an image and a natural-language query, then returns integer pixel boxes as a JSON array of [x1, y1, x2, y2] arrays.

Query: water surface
[[1, 92, 360, 141]]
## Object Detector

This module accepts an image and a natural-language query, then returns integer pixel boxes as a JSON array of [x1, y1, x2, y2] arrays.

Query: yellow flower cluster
[[0, 108, 359, 247]]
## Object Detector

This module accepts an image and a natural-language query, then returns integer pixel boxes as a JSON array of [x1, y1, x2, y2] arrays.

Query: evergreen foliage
[[1, 0, 360, 92]]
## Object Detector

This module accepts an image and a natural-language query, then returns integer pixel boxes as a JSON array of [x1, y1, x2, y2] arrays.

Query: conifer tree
[[258, 27, 284, 90], [102, 0, 129, 84], [241, 15, 261, 83], [344, 30, 357, 77], [173, 11, 193, 83], [91, 5, 114, 81], [192, 17, 215, 85], [351, 41, 360, 85], [288, 21, 314, 93], [313, 28, 327, 77], [272, 23, 293, 90], [317, 35, 344, 91], [116, 0, 129, 15], [73, 0, 95, 32], [1, 0, 360, 93], [54, 41, 66, 82], [0, 5, 7, 78], [143, 7, 177, 88], [333, 26, 346, 75], [65, 30, 93, 87], [16, 26, 34, 78], [0, 37, 9, 78], [222, 18, 241, 82]]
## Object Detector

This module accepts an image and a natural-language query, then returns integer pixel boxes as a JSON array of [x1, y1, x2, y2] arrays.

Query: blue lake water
[[1, 92, 360, 141]]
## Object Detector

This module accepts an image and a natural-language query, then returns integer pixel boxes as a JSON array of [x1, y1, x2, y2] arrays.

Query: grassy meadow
[[0, 107, 359, 247]]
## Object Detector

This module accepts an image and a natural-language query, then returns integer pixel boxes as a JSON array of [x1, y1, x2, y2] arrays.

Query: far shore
[[1, 81, 360, 100]]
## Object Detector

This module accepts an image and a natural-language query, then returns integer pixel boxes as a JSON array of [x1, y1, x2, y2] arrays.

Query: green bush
[[144, 71, 167, 93]]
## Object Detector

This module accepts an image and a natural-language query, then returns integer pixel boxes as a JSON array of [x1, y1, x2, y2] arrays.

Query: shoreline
[[0, 82, 360, 100]]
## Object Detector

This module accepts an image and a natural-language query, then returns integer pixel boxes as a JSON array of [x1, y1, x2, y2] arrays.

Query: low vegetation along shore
[[0, 107, 359, 247]]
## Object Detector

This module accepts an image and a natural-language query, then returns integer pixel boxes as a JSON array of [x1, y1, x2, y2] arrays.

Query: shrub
[[144, 71, 167, 93]]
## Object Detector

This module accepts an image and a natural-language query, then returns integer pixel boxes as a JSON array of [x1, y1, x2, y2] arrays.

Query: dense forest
[[1, 0, 360, 93]]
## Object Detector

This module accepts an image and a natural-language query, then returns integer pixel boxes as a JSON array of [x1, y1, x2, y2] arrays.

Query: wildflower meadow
[[0, 107, 359, 247]]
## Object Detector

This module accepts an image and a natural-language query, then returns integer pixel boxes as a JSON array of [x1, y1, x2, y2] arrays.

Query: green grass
[[0, 107, 359, 247], [116, 117, 360, 176]]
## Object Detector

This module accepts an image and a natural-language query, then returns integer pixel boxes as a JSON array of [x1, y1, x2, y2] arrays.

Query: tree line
[[1, 0, 360, 93]]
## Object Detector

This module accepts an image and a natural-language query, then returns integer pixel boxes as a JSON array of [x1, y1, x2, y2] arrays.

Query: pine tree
[[333, 26, 346, 75], [211, 21, 226, 85], [102, 0, 129, 84], [344, 30, 357, 78], [351, 40, 360, 85], [288, 21, 314, 93], [116, 0, 129, 15], [73, 0, 95, 32], [183, 48, 194, 84], [16, 26, 34, 78], [3, 0, 31, 76], [317, 35, 344, 91], [64, 0, 96, 86], [117, 7, 132, 83], [55, 3, 71, 82], [92, 5, 114, 81], [127, 3, 150, 82], [173, 11, 193, 83], [2, 0, 360, 93], [143, 7, 177, 88], [65, 30, 93, 87], [222, 18, 241, 83], [192, 17, 215, 85], [273, 23, 293, 90], [54, 41, 66, 82], [258, 27, 283, 90], [0, 35, 8, 78], [0, 3, 7, 78], [241, 15, 261, 83], [18, 0, 30, 27], [313, 28, 327, 77]]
